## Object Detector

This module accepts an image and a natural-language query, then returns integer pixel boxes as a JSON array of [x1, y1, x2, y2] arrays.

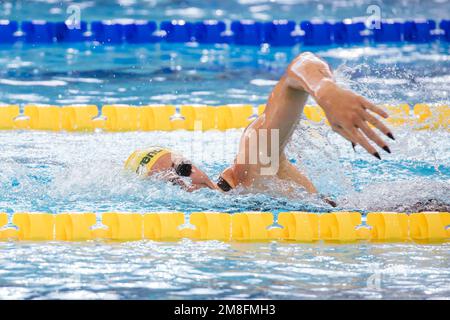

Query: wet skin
[[145, 52, 394, 197]]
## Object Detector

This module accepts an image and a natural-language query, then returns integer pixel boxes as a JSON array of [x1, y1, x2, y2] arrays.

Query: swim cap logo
[[137, 149, 164, 175], [141, 156, 151, 164]]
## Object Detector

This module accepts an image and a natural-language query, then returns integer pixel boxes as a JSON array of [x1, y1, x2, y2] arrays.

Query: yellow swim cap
[[124, 147, 171, 175]]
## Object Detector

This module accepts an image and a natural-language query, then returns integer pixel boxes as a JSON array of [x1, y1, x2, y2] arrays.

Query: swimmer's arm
[[277, 158, 337, 207], [165, 176, 211, 192], [166, 167, 217, 191], [285, 52, 394, 158], [277, 157, 317, 193], [166, 174, 193, 191], [189, 166, 218, 190]]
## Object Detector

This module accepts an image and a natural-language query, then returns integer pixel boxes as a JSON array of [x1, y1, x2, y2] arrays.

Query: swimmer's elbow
[[284, 74, 306, 91], [288, 52, 329, 75], [290, 52, 326, 69], [285, 52, 333, 93]]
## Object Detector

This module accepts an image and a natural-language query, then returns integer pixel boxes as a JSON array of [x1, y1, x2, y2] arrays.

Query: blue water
[[0, 0, 449, 300], [1, 43, 450, 106]]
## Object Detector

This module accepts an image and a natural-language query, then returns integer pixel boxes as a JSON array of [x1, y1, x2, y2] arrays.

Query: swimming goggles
[[217, 176, 232, 192]]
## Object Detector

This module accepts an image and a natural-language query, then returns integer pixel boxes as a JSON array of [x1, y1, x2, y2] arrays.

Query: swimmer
[[125, 52, 394, 205]]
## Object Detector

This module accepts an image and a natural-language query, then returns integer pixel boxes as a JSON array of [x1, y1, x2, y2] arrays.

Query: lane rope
[[0, 104, 448, 131], [0, 212, 449, 243], [0, 19, 449, 46]]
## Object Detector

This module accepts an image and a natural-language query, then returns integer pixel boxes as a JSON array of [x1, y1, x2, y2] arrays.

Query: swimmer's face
[[149, 152, 192, 177], [149, 153, 216, 190]]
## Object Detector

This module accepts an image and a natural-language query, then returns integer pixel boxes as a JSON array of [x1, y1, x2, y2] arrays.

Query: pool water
[[0, 0, 449, 300], [0, 128, 449, 214], [1, 43, 450, 106], [0, 241, 449, 299]]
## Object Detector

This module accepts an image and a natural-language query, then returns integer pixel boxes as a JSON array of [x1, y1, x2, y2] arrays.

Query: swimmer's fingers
[[334, 125, 361, 151], [359, 96, 388, 118], [358, 121, 390, 153], [334, 126, 356, 148], [320, 195, 338, 207], [363, 112, 395, 140], [347, 128, 380, 158], [334, 125, 380, 158]]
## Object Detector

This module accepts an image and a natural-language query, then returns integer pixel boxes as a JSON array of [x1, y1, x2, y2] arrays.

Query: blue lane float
[[194, 20, 228, 44], [124, 21, 159, 43], [160, 20, 195, 43], [55, 21, 88, 42], [332, 20, 366, 44], [231, 20, 263, 45], [0, 18, 449, 46], [439, 20, 450, 42], [300, 20, 333, 46], [403, 19, 436, 43], [0, 20, 18, 43], [21, 20, 55, 43], [373, 21, 404, 42], [91, 20, 125, 44], [263, 20, 298, 46]]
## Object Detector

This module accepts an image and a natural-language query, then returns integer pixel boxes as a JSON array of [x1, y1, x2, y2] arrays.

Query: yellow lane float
[[413, 104, 450, 130], [0, 105, 19, 129], [0, 212, 448, 243], [277, 212, 320, 242], [62, 105, 99, 131], [1, 104, 446, 132], [55, 213, 97, 241], [384, 104, 411, 126]]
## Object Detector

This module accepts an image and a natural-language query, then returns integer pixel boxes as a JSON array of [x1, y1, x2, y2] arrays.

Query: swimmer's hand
[[167, 175, 206, 192], [189, 166, 217, 190], [316, 80, 394, 159], [321, 195, 337, 208], [287, 52, 394, 159], [166, 168, 217, 192]]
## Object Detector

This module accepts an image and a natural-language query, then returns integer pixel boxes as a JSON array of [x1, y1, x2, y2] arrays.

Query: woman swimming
[[125, 52, 394, 200]]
